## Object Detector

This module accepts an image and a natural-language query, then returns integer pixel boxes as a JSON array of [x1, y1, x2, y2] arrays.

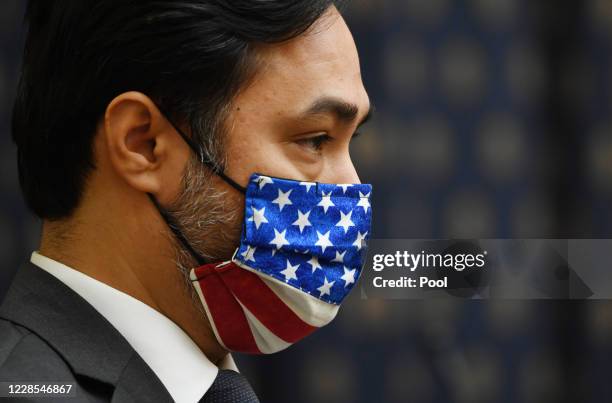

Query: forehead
[[238, 7, 365, 113]]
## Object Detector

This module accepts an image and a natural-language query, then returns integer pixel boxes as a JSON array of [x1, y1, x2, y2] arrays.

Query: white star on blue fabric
[[317, 191, 335, 213], [280, 259, 299, 281], [299, 181, 315, 192], [338, 184, 352, 193], [332, 250, 346, 263], [269, 229, 290, 249], [272, 189, 293, 211], [248, 206, 268, 229], [241, 246, 256, 262], [335, 210, 355, 233], [308, 255, 322, 273], [341, 266, 356, 287], [357, 192, 371, 213], [317, 277, 335, 297], [257, 175, 274, 190], [352, 231, 368, 250], [292, 210, 312, 233], [315, 230, 334, 253]]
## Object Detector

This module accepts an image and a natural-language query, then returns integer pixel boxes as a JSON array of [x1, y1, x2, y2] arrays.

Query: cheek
[[224, 136, 270, 181], [226, 134, 314, 182]]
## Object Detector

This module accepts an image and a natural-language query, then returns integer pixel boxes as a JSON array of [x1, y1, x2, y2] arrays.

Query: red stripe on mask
[[216, 262, 318, 343], [193, 263, 261, 354]]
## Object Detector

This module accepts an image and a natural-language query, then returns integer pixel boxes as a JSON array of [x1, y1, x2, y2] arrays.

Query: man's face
[[173, 7, 370, 263], [226, 7, 370, 186]]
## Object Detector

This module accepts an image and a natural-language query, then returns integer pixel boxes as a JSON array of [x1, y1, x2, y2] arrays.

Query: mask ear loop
[[147, 193, 208, 267], [162, 112, 247, 194]]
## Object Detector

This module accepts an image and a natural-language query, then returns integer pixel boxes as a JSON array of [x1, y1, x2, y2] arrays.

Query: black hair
[[12, 0, 341, 219]]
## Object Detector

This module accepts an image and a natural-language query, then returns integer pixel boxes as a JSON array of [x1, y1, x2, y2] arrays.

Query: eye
[[296, 134, 333, 152]]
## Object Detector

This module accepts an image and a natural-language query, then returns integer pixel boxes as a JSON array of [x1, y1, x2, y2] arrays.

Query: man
[[0, 0, 372, 402]]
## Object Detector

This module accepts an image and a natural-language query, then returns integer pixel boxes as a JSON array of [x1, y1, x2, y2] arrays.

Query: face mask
[[189, 174, 372, 353], [149, 114, 373, 354]]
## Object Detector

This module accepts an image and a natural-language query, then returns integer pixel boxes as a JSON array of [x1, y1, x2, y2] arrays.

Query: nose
[[325, 153, 361, 185]]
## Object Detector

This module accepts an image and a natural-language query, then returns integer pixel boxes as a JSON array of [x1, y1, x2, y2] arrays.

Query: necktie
[[199, 369, 260, 403]]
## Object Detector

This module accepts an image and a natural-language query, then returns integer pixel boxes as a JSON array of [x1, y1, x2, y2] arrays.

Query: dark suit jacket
[[0, 262, 174, 402]]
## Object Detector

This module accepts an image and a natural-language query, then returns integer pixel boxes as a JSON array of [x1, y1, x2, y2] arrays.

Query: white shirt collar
[[30, 251, 236, 403]]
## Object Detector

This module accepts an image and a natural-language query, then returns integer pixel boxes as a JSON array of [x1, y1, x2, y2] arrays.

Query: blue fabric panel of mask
[[234, 173, 372, 304]]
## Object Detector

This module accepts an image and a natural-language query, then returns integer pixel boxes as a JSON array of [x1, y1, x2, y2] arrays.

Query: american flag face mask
[[189, 174, 372, 354], [147, 112, 372, 354]]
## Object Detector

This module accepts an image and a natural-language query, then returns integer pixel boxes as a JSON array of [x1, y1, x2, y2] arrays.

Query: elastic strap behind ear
[[147, 193, 207, 267]]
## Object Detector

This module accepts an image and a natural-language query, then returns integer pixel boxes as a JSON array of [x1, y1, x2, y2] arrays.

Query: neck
[[38, 192, 228, 364]]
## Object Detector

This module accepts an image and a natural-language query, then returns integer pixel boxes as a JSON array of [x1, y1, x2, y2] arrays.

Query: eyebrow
[[300, 96, 374, 128]]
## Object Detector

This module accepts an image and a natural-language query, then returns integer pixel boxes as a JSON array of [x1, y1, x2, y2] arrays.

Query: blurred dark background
[[1, 1, 611, 402]]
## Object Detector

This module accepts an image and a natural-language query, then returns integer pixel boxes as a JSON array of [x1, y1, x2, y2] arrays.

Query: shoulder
[[0, 318, 76, 381]]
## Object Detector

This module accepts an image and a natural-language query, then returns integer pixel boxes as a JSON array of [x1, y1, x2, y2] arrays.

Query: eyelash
[[299, 134, 332, 151], [298, 132, 362, 152]]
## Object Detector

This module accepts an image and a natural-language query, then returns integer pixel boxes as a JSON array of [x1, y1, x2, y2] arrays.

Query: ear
[[103, 91, 189, 202]]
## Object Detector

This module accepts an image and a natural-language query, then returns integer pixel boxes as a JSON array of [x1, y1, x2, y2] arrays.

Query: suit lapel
[[0, 262, 172, 401], [111, 354, 173, 402]]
